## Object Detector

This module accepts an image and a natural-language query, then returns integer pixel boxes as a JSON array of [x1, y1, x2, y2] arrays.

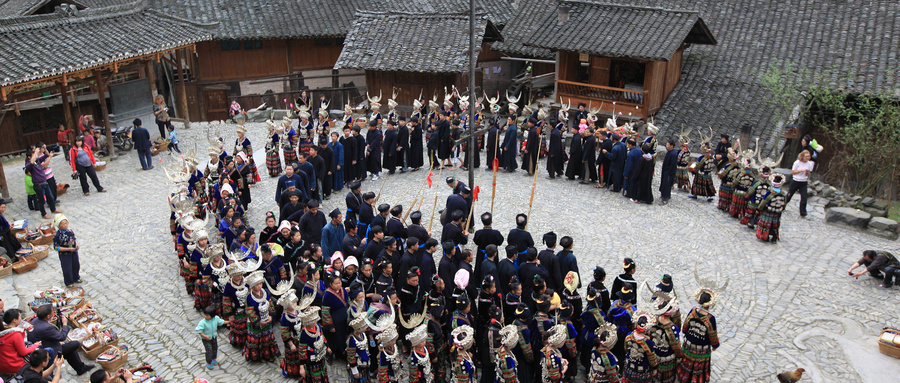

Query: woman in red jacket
[[68, 136, 106, 196], [0, 309, 42, 374]]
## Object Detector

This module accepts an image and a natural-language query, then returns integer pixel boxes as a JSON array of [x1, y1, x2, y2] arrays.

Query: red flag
[[473, 185, 481, 201], [492, 158, 499, 172], [426, 172, 433, 188]]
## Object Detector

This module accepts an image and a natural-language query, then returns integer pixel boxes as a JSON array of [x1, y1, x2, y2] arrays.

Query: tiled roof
[[0, 1, 213, 86], [522, 1, 715, 61], [334, 11, 500, 73], [489, 0, 556, 59], [584, 0, 900, 156], [368, 0, 512, 26], [150, 0, 368, 40]]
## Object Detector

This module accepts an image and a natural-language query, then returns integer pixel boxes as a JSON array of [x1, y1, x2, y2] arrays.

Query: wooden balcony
[[556, 79, 648, 119]]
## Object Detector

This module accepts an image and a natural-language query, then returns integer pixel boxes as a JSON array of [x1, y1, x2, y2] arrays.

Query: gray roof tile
[[522, 1, 714, 61], [0, 1, 213, 86], [334, 10, 497, 73]]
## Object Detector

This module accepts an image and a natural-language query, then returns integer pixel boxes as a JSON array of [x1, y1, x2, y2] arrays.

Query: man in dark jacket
[[501, 116, 518, 172], [497, 245, 518, 296], [581, 129, 597, 184], [565, 125, 582, 181], [473, 212, 504, 274], [132, 118, 152, 170], [29, 305, 94, 375], [408, 117, 425, 170], [506, 214, 534, 257], [849, 250, 900, 288], [292, 199, 326, 245], [354, 125, 367, 181], [308, 145, 326, 202], [341, 127, 358, 185], [485, 123, 500, 170], [397, 116, 410, 172], [357, 191, 375, 238], [344, 182, 363, 222], [317, 138, 335, 199], [603, 134, 627, 192], [598, 131, 613, 187], [523, 118, 540, 175], [297, 153, 317, 200], [441, 210, 468, 246], [622, 139, 642, 196], [407, 211, 430, 245], [416, 238, 439, 292], [479, 244, 501, 288], [546, 123, 563, 179], [382, 120, 399, 174], [537, 232, 563, 292], [659, 139, 679, 204]]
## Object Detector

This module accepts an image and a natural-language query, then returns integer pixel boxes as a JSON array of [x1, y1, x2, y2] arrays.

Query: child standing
[[57, 123, 71, 161], [24, 168, 38, 211], [196, 305, 229, 369], [167, 125, 182, 154], [52, 214, 81, 286]]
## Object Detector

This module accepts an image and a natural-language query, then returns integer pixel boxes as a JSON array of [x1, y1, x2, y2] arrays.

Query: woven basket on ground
[[96, 345, 128, 371], [879, 328, 900, 359], [12, 257, 37, 274]]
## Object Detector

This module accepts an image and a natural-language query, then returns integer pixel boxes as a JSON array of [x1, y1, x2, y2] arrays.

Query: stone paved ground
[[2, 120, 898, 383]]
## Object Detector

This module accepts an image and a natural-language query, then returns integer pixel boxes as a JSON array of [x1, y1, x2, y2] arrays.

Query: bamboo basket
[[56, 183, 68, 195], [29, 234, 53, 247], [81, 334, 105, 359], [94, 163, 106, 171], [69, 308, 102, 328], [879, 328, 900, 359], [0, 264, 11, 278], [38, 222, 53, 235], [65, 286, 85, 299], [65, 296, 88, 309], [12, 257, 38, 274], [19, 244, 49, 261], [96, 345, 128, 371]]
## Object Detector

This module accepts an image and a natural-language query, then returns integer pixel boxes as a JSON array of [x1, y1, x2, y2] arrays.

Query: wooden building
[[493, 0, 715, 120], [153, 0, 368, 121], [0, 0, 209, 195], [333, 10, 502, 106]]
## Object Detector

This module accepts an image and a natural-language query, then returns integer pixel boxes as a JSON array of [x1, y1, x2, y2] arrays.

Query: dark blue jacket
[[27, 318, 68, 353], [502, 124, 517, 151], [624, 147, 643, 179], [662, 149, 679, 178], [606, 141, 626, 172], [133, 125, 151, 151]]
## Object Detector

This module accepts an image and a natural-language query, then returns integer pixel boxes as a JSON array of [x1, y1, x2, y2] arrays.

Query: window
[[254, 39, 263, 49], [314, 38, 332, 46], [230, 40, 241, 50], [220, 40, 230, 51]]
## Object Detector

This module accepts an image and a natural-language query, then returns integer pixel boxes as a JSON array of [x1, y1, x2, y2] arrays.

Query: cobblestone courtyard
[[1, 121, 897, 382]]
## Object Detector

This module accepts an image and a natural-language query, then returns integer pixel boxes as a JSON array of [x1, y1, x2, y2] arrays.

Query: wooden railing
[[556, 80, 646, 107]]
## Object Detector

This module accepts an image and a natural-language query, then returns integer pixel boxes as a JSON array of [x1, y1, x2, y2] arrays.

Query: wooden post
[[95, 70, 115, 158], [146, 60, 157, 93], [59, 82, 75, 140], [176, 49, 191, 129], [0, 106, 9, 199]]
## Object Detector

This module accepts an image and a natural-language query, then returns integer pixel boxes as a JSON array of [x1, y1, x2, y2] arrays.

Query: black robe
[[582, 135, 598, 182], [501, 124, 518, 171], [485, 126, 500, 169], [524, 126, 540, 174], [355, 134, 367, 180], [599, 137, 613, 184], [382, 128, 398, 172], [546, 126, 564, 176], [565, 133, 583, 180], [366, 129, 382, 174], [627, 156, 655, 204], [397, 124, 409, 169], [409, 123, 425, 169], [345, 191, 362, 222], [438, 120, 452, 160], [473, 227, 504, 275], [340, 135, 357, 184]]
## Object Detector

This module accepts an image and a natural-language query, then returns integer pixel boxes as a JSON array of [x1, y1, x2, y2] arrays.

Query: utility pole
[[468, 0, 476, 188]]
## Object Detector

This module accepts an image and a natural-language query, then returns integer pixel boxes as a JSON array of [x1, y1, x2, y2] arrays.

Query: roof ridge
[[143, 8, 219, 29], [0, 0, 144, 33], [561, 0, 700, 15], [353, 9, 489, 18]]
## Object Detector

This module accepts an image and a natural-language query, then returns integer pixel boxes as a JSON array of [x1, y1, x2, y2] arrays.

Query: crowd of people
[[157, 89, 741, 383]]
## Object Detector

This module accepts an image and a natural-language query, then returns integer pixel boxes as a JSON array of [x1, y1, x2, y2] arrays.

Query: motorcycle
[[92, 123, 133, 152]]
